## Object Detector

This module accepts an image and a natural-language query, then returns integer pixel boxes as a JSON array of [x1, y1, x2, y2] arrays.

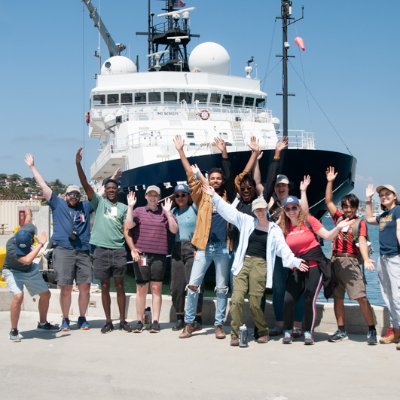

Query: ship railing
[[278, 131, 316, 149]]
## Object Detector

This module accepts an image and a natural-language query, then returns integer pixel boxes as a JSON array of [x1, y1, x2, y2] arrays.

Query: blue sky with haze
[[0, 0, 398, 199]]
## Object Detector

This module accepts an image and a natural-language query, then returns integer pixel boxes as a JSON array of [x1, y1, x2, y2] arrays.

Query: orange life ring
[[199, 109, 210, 120]]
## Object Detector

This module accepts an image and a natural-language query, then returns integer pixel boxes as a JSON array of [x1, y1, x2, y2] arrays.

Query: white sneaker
[[9, 329, 23, 342]]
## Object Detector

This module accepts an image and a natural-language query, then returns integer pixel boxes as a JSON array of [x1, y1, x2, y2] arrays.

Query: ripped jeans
[[184, 242, 230, 326]]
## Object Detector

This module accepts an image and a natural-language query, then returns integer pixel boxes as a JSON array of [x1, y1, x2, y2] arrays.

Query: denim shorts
[[2, 263, 49, 296]]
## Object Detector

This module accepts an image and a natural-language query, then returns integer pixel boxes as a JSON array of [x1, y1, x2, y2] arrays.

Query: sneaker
[[179, 323, 195, 339], [193, 316, 203, 332], [230, 334, 239, 347], [101, 321, 114, 334], [304, 331, 314, 345], [172, 319, 184, 331], [215, 325, 226, 339], [9, 329, 23, 342], [291, 327, 303, 339], [77, 316, 90, 330], [149, 320, 160, 333], [367, 329, 378, 345], [269, 326, 283, 337], [329, 329, 348, 343], [59, 318, 71, 332], [37, 321, 59, 331], [282, 330, 292, 344], [119, 320, 132, 332], [256, 335, 269, 344], [379, 327, 399, 344], [133, 321, 144, 333]]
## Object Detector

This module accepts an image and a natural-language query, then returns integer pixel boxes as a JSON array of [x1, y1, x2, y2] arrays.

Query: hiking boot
[[132, 321, 144, 333], [291, 327, 303, 339], [304, 331, 314, 345], [37, 321, 59, 331], [256, 335, 269, 344], [77, 316, 90, 330], [149, 320, 160, 333], [269, 326, 283, 337], [59, 318, 71, 332], [101, 321, 114, 334], [230, 334, 239, 347], [172, 319, 184, 331], [379, 327, 399, 344], [119, 320, 132, 332], [179, 323, 195, 339], [329, 329, 348, 343], [215, 325, 226, 339], [282, 330, 292, 344], [367, 329, 378, 345], [9, 329, 23, 342]]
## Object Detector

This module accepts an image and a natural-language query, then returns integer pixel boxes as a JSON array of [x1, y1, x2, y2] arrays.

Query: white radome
[[189, 42, 230, 75], [101, 56, 137, 75]]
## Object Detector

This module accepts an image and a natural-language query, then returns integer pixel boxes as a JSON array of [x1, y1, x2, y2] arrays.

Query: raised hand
[[300, 175, 311, 192], [76, 148, 83, 164], [247, 136, 260, 153], [111, 167, 122, 181], [365, 184, 375, 200], [173, 135, 184, 151], [190, 164, 200, 176], [127, 191, 137, 208], [162, 197, 173, 213], [24, 154, 35, 168], [275, 137, 288, 153], [326, 166, 338, 182], [213, 137, 227, 153], [202, 184, 215, 196]]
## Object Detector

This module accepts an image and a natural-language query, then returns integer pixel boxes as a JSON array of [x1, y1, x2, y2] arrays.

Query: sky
[[0, 0, 399, 199]]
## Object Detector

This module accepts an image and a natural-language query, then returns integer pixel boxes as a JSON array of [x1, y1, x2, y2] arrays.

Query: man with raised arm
[[25, 154, 92, 331], [2, 208, 58, 341], [325, 166, 377, 345], [75, 148, 131, 334]]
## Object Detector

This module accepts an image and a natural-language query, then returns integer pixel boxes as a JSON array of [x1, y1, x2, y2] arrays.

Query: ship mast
[[277, 1, 303, 138]]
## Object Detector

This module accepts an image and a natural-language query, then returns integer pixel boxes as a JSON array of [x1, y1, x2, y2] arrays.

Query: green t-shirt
[[89, 194, 127, 249]]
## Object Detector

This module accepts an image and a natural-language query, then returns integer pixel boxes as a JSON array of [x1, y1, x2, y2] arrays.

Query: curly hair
[[279, 206, 308, 236]]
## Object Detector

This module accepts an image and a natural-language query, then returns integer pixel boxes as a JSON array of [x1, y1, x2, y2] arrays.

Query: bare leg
[[357, 297, 375, 326], [101, 279, 112, 322], [10, 293, 24, 330], [59, 285, 72, 319], [150, 281, 162, 321], [136, 283, 149, 321], [77, 283, 90, 317], [114, 277, 126, 321], [334, 298, 345, 327], [38, 290, 51, 323]]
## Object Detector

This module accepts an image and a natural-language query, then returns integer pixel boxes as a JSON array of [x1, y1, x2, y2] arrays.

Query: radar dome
[[101, 56, 137, 75], [189, 42, 230, 75]]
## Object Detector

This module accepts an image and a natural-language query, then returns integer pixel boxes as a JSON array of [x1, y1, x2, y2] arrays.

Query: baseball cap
[[282, 196, 300, 207], [174, 184, 190, 194], [376, 184, 397, 197], [145, 185, 161, 195], [251, 197, 268, 212], [66, 185, 81, 194], [14, 224, 36, 257], [276, 174, 290, 185]]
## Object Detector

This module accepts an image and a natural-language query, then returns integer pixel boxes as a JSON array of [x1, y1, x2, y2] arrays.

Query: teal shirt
[[89, 194, 127, 249]]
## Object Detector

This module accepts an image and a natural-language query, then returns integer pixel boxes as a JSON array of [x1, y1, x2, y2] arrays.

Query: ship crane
[[82, 0, 126, 57]]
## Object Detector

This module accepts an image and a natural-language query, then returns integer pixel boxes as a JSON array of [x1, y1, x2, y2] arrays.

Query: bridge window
[[222, 94, 232, 106], [256, 98, 265, 108], [121, 93, 133, 104], [194, 93, 208, 103], [234, 96, 244, 107], [149, 92, 161, 103], [210, 93, 221, 104], [135, 92, 147, 104], [244, 97, 255, 107], [93, 94, 105, 105], [179, 92, 193, 104], [164, 92, 177, 103], [107, 94, 119, 104]]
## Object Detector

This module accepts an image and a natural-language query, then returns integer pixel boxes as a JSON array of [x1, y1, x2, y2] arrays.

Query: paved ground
[[0, 311, 399, 400]]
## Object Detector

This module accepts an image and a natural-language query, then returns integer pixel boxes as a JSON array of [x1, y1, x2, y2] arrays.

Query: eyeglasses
[[284, 206, 299, 212], [175, 193, 188, 198], [67, 193, 81, 198]]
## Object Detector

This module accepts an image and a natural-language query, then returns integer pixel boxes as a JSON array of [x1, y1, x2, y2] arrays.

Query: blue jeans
[[273, 257, 304, 323], [184, 242, 230, 326]]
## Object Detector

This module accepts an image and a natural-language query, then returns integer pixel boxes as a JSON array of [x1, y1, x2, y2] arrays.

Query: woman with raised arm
[[365, 184, 400, 348], [202, 184, 308, 347], [279, 196, 350, 345]]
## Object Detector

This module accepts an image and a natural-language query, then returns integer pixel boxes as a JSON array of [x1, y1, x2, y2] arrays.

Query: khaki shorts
[[332, 256, 366, 300]]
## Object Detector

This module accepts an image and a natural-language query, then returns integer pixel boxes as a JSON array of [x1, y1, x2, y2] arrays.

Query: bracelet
[[365, 200, 372, 205]]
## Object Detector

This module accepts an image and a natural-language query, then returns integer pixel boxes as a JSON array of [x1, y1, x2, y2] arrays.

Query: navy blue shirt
[[377, 205, 400, 256], [48, 192, 92, 251], [209, 211, 227, 244]]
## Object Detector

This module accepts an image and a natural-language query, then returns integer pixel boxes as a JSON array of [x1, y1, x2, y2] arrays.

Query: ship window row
[[92, 92, 265, 108]]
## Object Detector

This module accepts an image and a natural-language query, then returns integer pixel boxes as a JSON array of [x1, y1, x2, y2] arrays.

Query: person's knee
[[215, 286, 229, 296], [187, 284, 199, 293], [60, 285, 73, 296], [150, 282, 162, 294], [39, 290, 51, 301], [13, 292, 24, 305], [101, 280, 110, 291]]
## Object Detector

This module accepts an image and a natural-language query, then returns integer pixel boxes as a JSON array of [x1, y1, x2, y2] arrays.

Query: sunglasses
[[175, 193, 188, 198], [284, 206, 299, 212], [67, 193, 81, 198]]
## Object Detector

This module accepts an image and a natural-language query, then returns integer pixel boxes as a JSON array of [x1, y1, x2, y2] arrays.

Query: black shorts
[[133, 253, 167, 284], [93, 247, 127, 280]]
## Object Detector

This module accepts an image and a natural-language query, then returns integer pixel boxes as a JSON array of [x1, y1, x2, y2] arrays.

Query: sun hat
[[145, 185, 161, 195], [251, 197, 268, 212], [376, 184, 397, 197], [276, 174, 290, 185], [65, 185, 81, 194]]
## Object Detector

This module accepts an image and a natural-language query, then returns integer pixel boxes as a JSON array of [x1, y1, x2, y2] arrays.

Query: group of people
[[2, 136, 399, 350]]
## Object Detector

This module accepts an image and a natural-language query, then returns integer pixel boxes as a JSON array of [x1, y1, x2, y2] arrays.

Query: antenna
[[157, 7, 195, 17], [147, 50, 169, 71]]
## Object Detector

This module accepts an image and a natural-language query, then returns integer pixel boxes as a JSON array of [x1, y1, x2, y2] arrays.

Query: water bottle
[[144, 307, 152, 329], [239, 324, 248, 347]]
